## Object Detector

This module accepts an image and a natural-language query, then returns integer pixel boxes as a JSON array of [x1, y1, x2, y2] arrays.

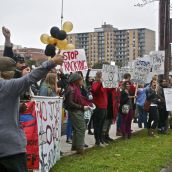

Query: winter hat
[[69, 72, 82, 83], [0, 56, 16, 71], [13, 54, 25, 63]]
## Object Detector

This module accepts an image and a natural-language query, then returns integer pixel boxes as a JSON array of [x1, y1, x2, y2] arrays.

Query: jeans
[[137, 105, 148, 128], [93, 108, 107, 145], [88, 114, 93, 131], [66, 112, 72, 140], [0, 153, 28, 172], [117, 113, 122, 131], [147, 106, 159, 129]]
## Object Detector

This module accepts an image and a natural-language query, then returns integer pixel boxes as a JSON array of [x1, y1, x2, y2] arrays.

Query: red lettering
[[63, 52, 68, 60], [63, 51, 79, 61]]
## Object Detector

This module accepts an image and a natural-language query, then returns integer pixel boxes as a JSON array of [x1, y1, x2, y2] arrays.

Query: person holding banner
[[0, 54, 63, 172], [64, 72, 92, 154]]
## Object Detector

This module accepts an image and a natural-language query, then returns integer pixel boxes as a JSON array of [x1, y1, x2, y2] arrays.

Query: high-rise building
[[67, 23, 155, 67]]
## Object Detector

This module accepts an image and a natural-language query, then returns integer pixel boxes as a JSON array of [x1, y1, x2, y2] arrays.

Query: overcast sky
[[0, 0, 159, 49]]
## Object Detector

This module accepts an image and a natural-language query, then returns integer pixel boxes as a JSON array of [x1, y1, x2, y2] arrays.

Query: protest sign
[[34, 96, 62, 172], [164, 88, 172, 111], [102, 64, 118, 88], [133, 58, 151, 84], [61, 49, 88, 73], [21, 96, 63, 172], [150, 51, 165, 75]]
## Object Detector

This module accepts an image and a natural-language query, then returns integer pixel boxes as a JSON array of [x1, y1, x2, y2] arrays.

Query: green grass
[[51, 130, 172, 172]]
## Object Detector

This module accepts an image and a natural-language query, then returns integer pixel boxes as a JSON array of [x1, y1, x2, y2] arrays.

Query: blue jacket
[[136, 88, 146, 107]]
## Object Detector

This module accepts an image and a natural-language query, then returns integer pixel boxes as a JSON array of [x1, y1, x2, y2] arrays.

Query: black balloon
[[45, 44, 56, 57], [56, 30, 67, 40], [50, 26, 60, 38]]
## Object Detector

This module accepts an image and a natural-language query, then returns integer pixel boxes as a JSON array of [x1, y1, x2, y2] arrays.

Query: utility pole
[[159, 0, 171, 79]]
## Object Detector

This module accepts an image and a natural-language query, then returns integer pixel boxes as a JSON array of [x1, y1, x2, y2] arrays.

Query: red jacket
[[107, 88, 121, 123], [91, 82, 108, 109]]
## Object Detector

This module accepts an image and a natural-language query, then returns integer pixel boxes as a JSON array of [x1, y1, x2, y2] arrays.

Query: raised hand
[[2, 26, 11, 40]]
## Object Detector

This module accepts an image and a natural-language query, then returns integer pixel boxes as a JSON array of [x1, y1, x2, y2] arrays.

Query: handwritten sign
[[150, 51, 165, 75], [164, 88, 172, 111], [102, 64, 118, 88], [33, 96, 62, 172], [61, 49, 88, 73], [133, 58, 151, 83]]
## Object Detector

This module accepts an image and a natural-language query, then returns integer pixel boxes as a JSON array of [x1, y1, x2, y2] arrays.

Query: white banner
[[102, 64, 118, 88], [33, 96, 62, 172], [61, 49, 88, 73], [150, 51, 165, 75], [133, 58, 151, 83], [164, 88, 172, 111]]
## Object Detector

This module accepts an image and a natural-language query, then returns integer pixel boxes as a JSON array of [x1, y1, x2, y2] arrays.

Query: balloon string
[[61, 0, 64, 29]]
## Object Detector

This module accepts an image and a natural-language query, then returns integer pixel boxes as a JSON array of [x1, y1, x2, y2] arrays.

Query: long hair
[[44, 73, 57, 92]]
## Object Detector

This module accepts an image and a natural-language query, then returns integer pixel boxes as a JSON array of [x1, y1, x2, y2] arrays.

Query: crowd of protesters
[[1, 27, 172, 171]]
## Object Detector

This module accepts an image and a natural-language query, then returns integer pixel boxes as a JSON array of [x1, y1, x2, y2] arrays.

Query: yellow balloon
[[47, 37, 58, 45], [65, 44, 75, 50], [57, 39, 68, 50], [63, 21, 73, 33], [40, 34, 49, 44]]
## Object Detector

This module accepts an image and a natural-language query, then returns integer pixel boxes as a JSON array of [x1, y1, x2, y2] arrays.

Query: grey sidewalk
[[60, 123, 142, 156]]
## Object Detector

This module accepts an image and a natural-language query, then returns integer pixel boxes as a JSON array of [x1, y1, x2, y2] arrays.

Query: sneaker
[[116, 131, 122, 136], [105, 136, 114, 142], [88, 130, 94, 135], [100, 143, 106, 147], [66, 139, 72, 144], [102, 142, 109, 146], [84, 144, 89, 148], [95, 143, 105, 148]]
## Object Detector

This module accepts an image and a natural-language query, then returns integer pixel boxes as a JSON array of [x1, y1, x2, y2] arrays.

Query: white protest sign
[[133, 58, 151, 83], [164, 88, 172, 111], [61, 49, 88, 73], [102, 64, 118, 88], [33, 96, 62, 172], [150, 51, 165, 75]]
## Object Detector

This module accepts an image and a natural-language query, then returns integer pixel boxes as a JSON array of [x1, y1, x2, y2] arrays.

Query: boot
[[76, 148, 84, 155], [151, 129, 156, 137], [148, 129, 152, 137], [71, 146, 76, 151]]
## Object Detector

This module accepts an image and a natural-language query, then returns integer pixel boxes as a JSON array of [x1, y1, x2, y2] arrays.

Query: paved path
[[60, 123, 142, 156]]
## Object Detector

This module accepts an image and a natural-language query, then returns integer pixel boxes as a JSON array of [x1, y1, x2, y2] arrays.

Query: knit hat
[[0, 56, 16, 71], [13, 54, 25, 63], [69, 72, 82, 83]]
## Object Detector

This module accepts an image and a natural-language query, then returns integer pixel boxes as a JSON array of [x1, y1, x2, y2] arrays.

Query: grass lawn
[[51, 130, 172, 172]]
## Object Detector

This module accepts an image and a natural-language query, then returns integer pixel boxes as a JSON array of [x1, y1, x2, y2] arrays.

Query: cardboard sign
[[20, 97, 62, 172], [150, 51, 165, 75], [32, 96, 62, 172], [164, 88, 172, 111], [133, 58, 151, 84], [102, 64, 118, 88], [61, 49, 88, 73]]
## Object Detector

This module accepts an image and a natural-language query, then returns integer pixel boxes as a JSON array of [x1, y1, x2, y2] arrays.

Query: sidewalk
[[60, 123, 142, 156]]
